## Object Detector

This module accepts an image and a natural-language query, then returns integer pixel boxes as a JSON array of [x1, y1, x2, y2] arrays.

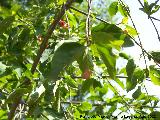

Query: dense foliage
[[1, 0, 160, 119]]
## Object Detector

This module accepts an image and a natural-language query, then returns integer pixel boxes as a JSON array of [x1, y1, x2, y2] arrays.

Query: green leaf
[[0, 16, 14, 34], [149, 66, 160, 85], [109, 2, 118, 16], [96, 44, 116, 79], [64, 76, 77, 88], [7, 88, 30, 103], [0, 62, 7, 75], [0, 110, 7, 119], [57, 0, 67, 5], [78, 102, 92, 111], [149, 51, 160, 63], [92, 23, 134, 47], [77, 51, 94, 72], [115, 78, 125, 89], [66, 11, 77, 28], [132, 86, 141, 99], [75, 0, 83, 3], [150, 111, 160, 120], [118, 3, 128, 17], [133, 68, 145, 83], [126, 59, 136, 92], [151, 5, 160, 15], [81, 78, 102, 93], [119, 52, 130, 60], [49, 42, 85, 81], [125, 25, 138, 36], [92, 23, 133, 79]]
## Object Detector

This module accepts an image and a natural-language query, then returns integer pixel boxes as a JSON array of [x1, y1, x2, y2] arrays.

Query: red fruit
[[59, 20, 69, 29], [82, 69, 92, 80]]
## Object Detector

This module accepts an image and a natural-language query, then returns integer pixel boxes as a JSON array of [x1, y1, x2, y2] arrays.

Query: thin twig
[[86, 0, 92, 46], [41, 113, 49, 120], [138, 0, 160, 41], [150, 16, 160, 22], [122, 0, 152, 108], [149, 17, 160, 41], [70, 6, 109, 24], [71, 3, 160, 67]]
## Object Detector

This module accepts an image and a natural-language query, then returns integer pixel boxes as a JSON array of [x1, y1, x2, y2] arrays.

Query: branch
[[137, 0, 160, 42], [31, 0, 75, 74], [70, 6, 109, 24], [8, 0, 75, 120], [150, 16, 160, 22]]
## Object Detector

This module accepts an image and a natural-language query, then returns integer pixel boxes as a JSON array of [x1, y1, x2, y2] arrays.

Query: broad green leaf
[[75, 0, 83, 3], [77, 51, 94, 72], [96, 83, 108, 94], [118, 3, 128, 17], [150, 111, 160, 120], [64, 76, 77, 88], [78, 102, 92, 111], [133, 68, 145, 83], [0, 110, 7, 119], [151, 5, 160, 15], [115, 78, 125, 89], [121, 17, 128, 24], [57, 0, 67, 5], [92, 23, 132, 79], [108, 105, 117, 114], [81, 78, 100, 93], [92, 23, 122, 33], [126, 25, 138, 36], [126, 59, 136, 92], [149, 51, 160, 63], [132, 86, 141, 99], [108, 2, 118, 16], [92, 23, 134, 47], [96, 44, 116, 79], [49, 42, 85, 81], [0, 16, 14, 34], [66, 11, 77, 28], [149, 66, 160, 85], [119, 52, 130, 60], [0, 62, 7, 75], [7, 88, 30, 103]]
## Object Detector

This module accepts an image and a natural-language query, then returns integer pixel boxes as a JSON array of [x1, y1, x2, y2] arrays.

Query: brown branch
[[8, 97, 21, 120], [8, 1, 75, 120], [31, 0, 75, 74]]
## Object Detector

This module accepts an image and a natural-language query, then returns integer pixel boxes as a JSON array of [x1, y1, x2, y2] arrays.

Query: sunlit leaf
[[149, 66, 160, 85], [125, 25, 138, 36], [118, 3, 128, 17], [78, 102, 92, 111], [108, 2, 118, 16]]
